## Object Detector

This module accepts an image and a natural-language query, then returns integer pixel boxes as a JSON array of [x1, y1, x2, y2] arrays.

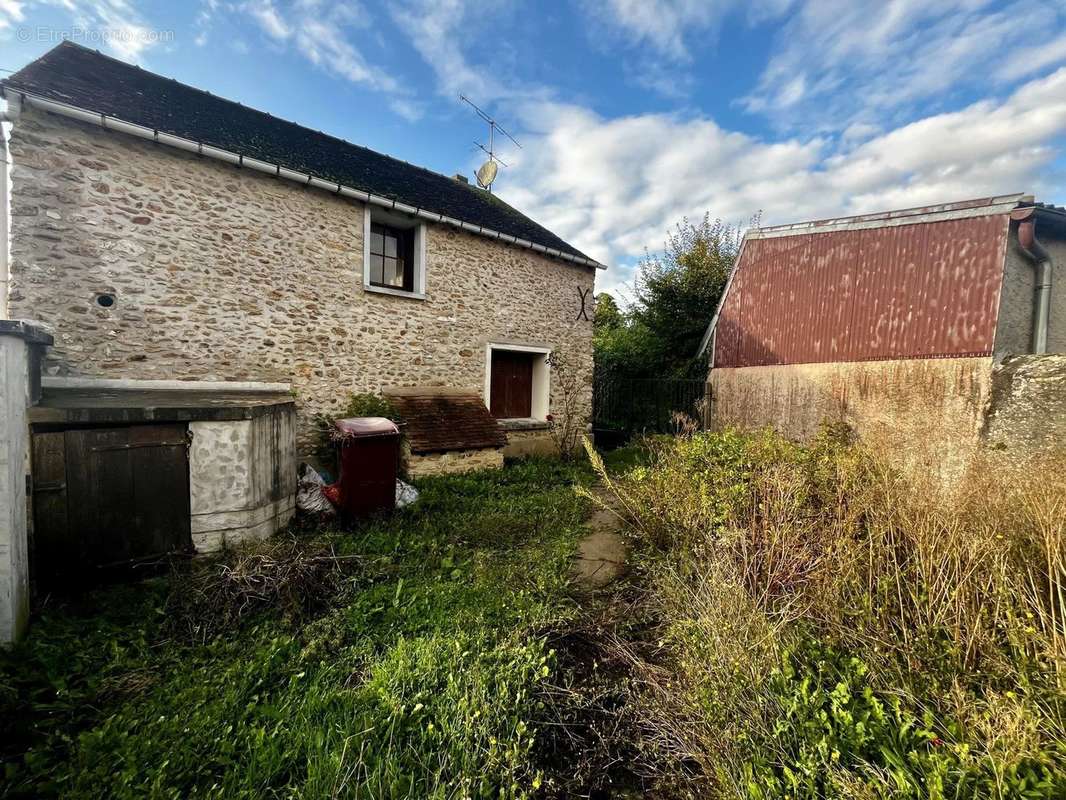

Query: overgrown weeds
[[588, 427, 1066, 797]]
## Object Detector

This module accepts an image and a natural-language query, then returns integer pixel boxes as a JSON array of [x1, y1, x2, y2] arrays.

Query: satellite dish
[[476, 159, 498, 189]]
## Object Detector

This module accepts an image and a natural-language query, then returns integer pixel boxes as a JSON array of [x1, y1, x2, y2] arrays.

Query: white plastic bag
[[297, 463, 337, 516], [396, 479, 419, 509]]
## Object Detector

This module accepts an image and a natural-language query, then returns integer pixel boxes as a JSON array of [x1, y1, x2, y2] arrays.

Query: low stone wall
[[983, 355, 1066, 463], [709, 357, 994, 480], [189, 406, 296, 552], [405, 447, 504, 478]]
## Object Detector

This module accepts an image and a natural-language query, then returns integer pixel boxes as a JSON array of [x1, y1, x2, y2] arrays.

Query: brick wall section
[[7, 109, 595, 455]]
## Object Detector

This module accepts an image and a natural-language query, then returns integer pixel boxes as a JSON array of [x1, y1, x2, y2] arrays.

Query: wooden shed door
[[490, 350, 534, 419], [31, 425, 192, 586]]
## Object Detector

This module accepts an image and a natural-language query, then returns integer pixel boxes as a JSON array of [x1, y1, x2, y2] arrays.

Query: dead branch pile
[[166, 535, 357, 642]]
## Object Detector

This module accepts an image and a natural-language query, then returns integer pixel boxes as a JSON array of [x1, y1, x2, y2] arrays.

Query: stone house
[[699, 195, 1066, 478], [1, 42, 602, 470], [0, 43, 603, 640]]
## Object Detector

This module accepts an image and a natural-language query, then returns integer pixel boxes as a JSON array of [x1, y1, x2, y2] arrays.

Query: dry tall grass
[[588, 428, 1066, 796]]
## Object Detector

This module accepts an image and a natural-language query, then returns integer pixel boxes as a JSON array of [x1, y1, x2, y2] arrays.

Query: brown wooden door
[[31, 424, 192, 587], [490, 350, 534, 418]]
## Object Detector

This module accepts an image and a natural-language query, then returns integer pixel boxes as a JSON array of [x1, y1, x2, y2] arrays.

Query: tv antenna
[[459, 93, 521, 191]]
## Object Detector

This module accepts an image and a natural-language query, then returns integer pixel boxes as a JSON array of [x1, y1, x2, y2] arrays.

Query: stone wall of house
[[709, 357, 995, 481], [7, 108, 596, 456]]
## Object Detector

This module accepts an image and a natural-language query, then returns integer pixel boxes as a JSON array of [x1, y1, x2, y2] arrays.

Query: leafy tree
[[593, 292, 623, 331], [595, 214, 748, 380]]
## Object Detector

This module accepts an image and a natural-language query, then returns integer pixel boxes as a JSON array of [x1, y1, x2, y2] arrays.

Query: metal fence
[[592, 377, 709, 436]]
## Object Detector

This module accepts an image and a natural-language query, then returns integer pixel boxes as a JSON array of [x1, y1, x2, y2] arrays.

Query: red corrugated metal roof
[[713, 212, 1011, 368]]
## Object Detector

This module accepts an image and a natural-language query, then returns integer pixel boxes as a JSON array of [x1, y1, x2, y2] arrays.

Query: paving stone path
[[569, 486, 628, 591]]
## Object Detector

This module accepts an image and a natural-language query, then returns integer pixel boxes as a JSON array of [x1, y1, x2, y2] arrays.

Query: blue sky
[[3, 1, 1066, 298]]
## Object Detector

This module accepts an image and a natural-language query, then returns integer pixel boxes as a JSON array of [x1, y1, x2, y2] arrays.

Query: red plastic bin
[[332, 417, 400, 518]]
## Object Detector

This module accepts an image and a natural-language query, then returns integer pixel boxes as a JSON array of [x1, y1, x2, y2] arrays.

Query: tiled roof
[[2, 42, 594, 264], [385, 390, 506, 454]]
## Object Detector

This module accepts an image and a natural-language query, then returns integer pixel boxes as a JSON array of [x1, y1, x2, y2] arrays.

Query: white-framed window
[[484, 343, 551, 420], [362, 206, 426, 299]]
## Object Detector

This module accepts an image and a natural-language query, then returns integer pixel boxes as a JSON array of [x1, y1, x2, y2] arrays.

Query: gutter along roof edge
[[3, 87, 608, 271]]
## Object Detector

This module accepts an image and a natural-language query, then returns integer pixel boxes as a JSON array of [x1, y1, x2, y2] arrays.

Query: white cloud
[[2, 1, 164, 60], [192, 0, 217, 47], [743, 0, 1066, 132], [584, 0, 713, 61], [389, 0, 514, 102], [247, 0, 291, 40], [582, 1, 1066, 130], [0, 0, 25, 30], [583, 0, 793, 61], [1000, 33, 1066, 82], [244, 0, 423, 120], [498, 68, 1066, 296]]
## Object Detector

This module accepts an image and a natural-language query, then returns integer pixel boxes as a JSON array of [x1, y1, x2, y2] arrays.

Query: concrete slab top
[[30, 379, 295, 424]]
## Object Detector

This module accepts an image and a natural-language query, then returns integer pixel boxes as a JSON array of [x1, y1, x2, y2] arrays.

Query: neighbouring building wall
[[994, 229, 1066, 357], [7, 109, 595, 455], [709, 357, 995, 479]]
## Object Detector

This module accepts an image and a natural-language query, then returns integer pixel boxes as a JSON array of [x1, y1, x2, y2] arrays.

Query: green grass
[[0, 458, 594, 799]]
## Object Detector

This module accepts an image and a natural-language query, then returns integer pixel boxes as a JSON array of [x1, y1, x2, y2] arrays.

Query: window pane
[[370, 254, 383, 285], [384, 235, 397, 257], [370, 232, 383, 255], [382, 257, 401, 287]]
